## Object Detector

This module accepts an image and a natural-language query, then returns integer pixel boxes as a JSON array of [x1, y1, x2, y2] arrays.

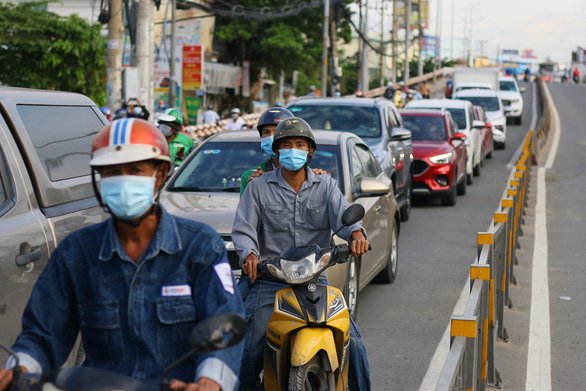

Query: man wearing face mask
[[0, 119, 244, 391], [158, 108, 194, 166], [240, 107, 329, 197], [225, 108, 246, 131], [232, 118, 372, 390]]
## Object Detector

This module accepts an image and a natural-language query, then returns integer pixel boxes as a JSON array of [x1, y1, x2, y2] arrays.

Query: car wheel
[[374, 221, 399, 284], [487, 146, 493, 159], [399, 177, 412, 222], [343, 256, 360, 319], [466, 172, 473, 185], [441, 175, 457, 206], [456, 171, 467, 195], [473, 154, 481, 176]]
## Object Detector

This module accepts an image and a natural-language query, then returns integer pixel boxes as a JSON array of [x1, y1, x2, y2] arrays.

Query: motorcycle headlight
[[429, 152, 453, 164], [281, 253, 317, 284]]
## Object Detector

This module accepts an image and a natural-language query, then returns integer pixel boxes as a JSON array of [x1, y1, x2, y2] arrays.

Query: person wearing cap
[[202, 104, 220, 124], [225, 108, 246, 131], [158, 108, 194, 166], [239, 107, 330, 197], [232, 117, 372, 390], [306, 85, 318, 97], [0, 118, 244, 391]]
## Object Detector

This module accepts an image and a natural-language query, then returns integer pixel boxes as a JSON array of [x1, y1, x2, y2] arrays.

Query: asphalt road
[[356, 82, 536, 390]]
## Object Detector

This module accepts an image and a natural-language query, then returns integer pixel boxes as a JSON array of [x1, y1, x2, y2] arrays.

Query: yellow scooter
[[259, 205, 366, 391]]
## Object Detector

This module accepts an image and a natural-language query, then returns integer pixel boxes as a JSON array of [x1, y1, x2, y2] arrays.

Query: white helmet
[[231, 107, 241, 115]]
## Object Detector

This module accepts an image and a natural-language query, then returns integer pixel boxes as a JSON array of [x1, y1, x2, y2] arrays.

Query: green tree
[[214, 0, 352, 97], [0, 2, 107, 105]]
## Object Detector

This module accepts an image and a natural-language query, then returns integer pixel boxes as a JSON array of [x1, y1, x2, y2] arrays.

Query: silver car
[[161, 130, 401, 318]]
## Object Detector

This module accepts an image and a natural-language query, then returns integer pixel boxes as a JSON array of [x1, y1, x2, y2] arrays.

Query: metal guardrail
[[435, 91, 545, 390]]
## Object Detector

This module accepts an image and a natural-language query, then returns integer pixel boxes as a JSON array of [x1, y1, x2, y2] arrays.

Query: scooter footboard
[[290, 327, 339, 371]]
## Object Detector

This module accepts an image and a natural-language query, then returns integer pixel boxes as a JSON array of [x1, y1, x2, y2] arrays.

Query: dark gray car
[[286, 97, 413, 221]]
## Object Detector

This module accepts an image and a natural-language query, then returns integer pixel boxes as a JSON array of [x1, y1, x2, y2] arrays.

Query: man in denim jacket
[[0, 119, 243, 391]]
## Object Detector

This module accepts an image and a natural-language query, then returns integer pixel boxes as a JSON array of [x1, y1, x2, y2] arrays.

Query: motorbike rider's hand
[[0, 366, 27, 391], [169, 376, 220, 391], [311, 168, 331, 176], [242, 253, 260, 282], [350, 230, 369, 257], [248, 166, 264, 183]]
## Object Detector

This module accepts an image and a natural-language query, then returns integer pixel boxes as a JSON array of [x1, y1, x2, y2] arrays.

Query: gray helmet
[[272, 117, 316, 153], [256, 107, 294, 135]]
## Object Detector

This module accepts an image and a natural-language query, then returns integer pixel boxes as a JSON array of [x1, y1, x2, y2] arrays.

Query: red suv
[[400, 109, 468, 206]]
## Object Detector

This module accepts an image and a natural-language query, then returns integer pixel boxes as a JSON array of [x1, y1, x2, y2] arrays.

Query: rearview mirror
[[353, 177, 391, 199], [472, 120, 485, 129], [390, 127, 412, 141], [452, 132, 467, 141], [341, 204, 366, 226]]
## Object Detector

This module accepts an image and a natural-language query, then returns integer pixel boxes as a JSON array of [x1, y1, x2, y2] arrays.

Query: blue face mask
[[100, 174, 156, 220], [261, 136, 276, 158], [278, 148, 308, 172]]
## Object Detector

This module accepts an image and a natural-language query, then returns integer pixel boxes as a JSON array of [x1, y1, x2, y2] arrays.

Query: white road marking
[[525, 82, 560, 391]]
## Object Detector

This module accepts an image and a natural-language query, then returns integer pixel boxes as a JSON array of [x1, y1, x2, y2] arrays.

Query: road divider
[[434, 79, 553, 391]]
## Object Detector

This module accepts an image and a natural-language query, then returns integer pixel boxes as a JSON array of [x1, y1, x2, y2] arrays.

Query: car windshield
[[288, 105, 381, 138], [499, 81, 517, 91], [401, 116, 447, 141], [169, 141, 343, 192], [456, 97, 500, 112]]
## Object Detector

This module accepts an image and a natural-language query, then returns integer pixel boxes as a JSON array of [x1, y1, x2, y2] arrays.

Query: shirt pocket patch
[[156, 296, 197, 364], [262, 204, 288, 232], [79, 301, 125, 366], [306, 202, 329, 230]]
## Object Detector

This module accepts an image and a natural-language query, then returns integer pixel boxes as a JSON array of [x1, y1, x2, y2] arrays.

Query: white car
[[498, 76, 524, 125], [452, 82, 494, 95], [405, 99, 484, 185], [453, 89, 507, 149]]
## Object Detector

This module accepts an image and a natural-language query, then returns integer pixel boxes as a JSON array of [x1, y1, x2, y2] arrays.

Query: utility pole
[[404, 0, 412, 83], [330, 7, 341, 96], [360, 0, 369, 92], [468, 0, 474, 67], [321, 0, 330, 97], [168, 0, 177, 108], [391, 0, 396, 83], [434, 0, 442, 79], [379, 0, 385, 87], [417, 0, 423, 77], [136, 0, 154, 116], [107, 0, 123, 110]]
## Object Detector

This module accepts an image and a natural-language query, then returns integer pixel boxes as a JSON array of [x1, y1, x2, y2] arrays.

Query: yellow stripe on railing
[[451, 317, 478, 338]]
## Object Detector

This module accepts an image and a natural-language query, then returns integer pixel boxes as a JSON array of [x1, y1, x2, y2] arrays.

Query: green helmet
[[158, 108, 184, 129]]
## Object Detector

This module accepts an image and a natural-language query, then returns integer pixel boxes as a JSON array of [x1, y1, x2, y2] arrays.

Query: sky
[[353, 0, 586, 67]]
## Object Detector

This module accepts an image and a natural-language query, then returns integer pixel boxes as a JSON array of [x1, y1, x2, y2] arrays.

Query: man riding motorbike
[[232, 118, 372, 390], [158, 108, 194, 166], [0, 119, 244, 391]]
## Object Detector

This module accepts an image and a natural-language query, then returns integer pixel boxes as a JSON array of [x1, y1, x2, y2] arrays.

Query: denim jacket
[[9, 207, 244, 390]]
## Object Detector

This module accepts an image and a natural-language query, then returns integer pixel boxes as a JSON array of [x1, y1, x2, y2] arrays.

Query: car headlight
[[429, 152, 453, 164]]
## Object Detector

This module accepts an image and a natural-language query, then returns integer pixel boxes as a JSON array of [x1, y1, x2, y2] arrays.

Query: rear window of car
[[456, 96, 500, 112], [402, 116, 447, 141], [169, 141, 344, 193], [288, 105, 381, 138], [16, 105, 104, 182], [499, 81, 517, 91], [413, 107, 466, 130]]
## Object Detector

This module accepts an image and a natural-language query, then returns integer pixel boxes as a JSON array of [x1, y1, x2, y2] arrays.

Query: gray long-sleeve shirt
[[232, 167, 364, 266]]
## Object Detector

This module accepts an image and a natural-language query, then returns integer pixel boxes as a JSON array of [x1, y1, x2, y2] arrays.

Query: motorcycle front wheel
[[288, 356, 329, 391]]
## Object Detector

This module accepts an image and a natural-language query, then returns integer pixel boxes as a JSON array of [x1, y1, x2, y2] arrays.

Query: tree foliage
[[214, 0, 352, 95], [0, 2, 107, 105]]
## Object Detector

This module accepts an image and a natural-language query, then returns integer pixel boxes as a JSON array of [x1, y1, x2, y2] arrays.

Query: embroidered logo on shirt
[[161, 284, 192, 297], [214, 262, 235, 295]]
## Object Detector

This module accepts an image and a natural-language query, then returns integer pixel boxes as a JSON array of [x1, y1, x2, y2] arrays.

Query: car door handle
[[16, 247, 42, 266], [374, 205, 382, 213]]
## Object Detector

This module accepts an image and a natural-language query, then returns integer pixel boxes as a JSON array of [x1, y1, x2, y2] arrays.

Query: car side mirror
[[390, 127, 412, 141], [472, 120, 485, 129], [452, 132, 467, 141], [353, 177, 391, 199]]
